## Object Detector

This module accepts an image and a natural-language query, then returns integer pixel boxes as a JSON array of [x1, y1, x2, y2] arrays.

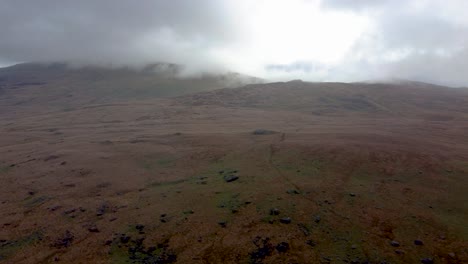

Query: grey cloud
[[0, 0, 237, 71]]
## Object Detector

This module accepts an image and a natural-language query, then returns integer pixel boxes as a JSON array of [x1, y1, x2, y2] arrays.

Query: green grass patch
[[0, 165, 12, 174], [146, 179, 186, 188], [22, 196, 50, 208], [0, 231, 43, 260]]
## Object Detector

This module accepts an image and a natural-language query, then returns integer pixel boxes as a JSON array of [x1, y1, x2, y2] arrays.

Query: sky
[[0, 0, 467, 86]]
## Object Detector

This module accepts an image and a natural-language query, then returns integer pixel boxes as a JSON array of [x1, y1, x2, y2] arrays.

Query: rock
[[224, 175, 239, 182], [253, 129, 276, 135], [88, 226, 99, 233], [119, 235, 130, 244], [270, 208, 280, 215], [414, 239, 424, 245], [28, 191, 35, 196], [286, 189, 300, 194], [280, 217, 291, 224], [395, 249, 405, 255], [349, 193, 356, 197], [306, 239, 316, 247], [135, 224, 145, 231], [218, 221, 227, 228], [276, 242, 289, 252], [53, 230, 74, 248], [314, 215, 321, 223], [96, 203, 110, 216], [448, 252, 456, 259], [351, 244, 357, 250], [250, 237, 274, 262], [390, 241, 400, 247], [420, 258, 434, 264]]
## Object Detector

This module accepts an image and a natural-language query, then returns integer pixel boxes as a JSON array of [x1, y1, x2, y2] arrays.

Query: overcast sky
[[1, 0, 467, 86]]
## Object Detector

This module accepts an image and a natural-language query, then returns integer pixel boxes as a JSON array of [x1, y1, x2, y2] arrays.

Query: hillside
[[0, 75, 467, 263]]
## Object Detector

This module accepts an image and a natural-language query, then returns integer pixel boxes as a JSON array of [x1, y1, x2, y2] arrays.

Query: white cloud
[[1, 0, 468, 86]]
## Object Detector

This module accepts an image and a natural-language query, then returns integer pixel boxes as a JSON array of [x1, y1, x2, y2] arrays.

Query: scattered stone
[[253, 129, 276, 135], [414, 239, 424, 245], [280, 217, 291, 224], [218, 170, 224, 174], [390, 241, 400, 247], [448, 252, 456, 259], [286, 189, 300, 195], [109, 217, 117, 222], [27, 191, 35, 196], [270, 208, 280, 215], [224, 175, 239, 182], [306, 239, 316, 247], [96, 203, 110, 216], [183, 210, 194, 215], [349, 193, 356, 197], [135, 224, 145, 231], [395, 249, 405, 255], [119, 235, 130, 244], [64, 208, 76, 215], [53, 230, 74, 248], [250, 237, 274, 263], [351, 244, 357, 250], [44, 155, 60, 162], [218, 221, 227, 228], [60, 161, 67, 166], [314, 215, 321, 223], [48, 205, 62, 212], [297, 223, 310, 236], [276, 242, 289, 253], [88, 226, 99, 233], [105, 240, 112, 246], [420, 258, 434, 264]]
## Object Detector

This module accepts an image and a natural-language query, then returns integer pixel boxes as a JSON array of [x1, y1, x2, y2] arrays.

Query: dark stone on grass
[[96, 203, 110, 216], [390, 240, 400, 247], [218, 221, 227, 228], [119, 235, 130, 244], [250, 237, 274, 263], [135, 224, 145, 231], [421, 258, 434, 264], [53, 230, 74, 248], [395, 249, 405, 255], [28, 191, 35, 195], [286, 189, 300, 194], [349, 193, 356, 197], [224, 175, 239, 182], [270, 208, 280, 215], [253, 129, 276, 135], [306, 239, 316, 247], [297, 223, 310, 236], [280, 217, 291, 224], [448, 252, 456, 259], [314, 215, 321, 223], [276, 242, 289, 252], [44, 155, 60, 162], [414, 239, 424, 245], [88, 226, 99, 233]]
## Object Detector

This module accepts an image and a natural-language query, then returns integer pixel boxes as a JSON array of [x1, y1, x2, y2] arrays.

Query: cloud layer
[[1, 0, 468, 86]]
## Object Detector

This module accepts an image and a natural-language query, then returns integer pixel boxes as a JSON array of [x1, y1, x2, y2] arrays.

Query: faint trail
[[267, 133, 302, 192]]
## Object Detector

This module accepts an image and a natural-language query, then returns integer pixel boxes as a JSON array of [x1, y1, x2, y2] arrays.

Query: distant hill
[[177, 80, 468, 120], [0, 62, 262, 110]]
